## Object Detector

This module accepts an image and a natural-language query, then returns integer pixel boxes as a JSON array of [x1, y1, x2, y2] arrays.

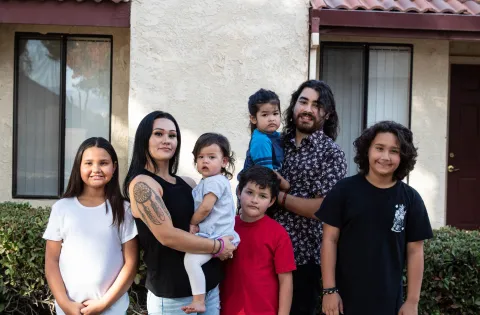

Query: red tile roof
[[312, 0, 480, 15], [72, 0, 129, 2]]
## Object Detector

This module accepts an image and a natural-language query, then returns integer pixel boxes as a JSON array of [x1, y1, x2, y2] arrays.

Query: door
[[447, 64, 480, 230]]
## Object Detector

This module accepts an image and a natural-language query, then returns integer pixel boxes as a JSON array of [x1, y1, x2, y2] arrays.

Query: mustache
[[298, 112, 315, 119]]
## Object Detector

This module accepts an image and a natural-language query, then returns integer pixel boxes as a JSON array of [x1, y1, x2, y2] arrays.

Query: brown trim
[[311, 9, 480, 32], [0, 1, 130, 28], [319, 26, 480, 41]]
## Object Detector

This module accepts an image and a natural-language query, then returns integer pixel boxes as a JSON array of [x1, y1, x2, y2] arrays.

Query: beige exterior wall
[[129, 0, 310, 185], [0, 24, 130, 206], [319, 35, 450, 229]]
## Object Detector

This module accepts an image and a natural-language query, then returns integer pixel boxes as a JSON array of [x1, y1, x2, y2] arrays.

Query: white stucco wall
[[0, 24, 130, 206], [129, 0, 310, 185], [319, 35, 450, 228]]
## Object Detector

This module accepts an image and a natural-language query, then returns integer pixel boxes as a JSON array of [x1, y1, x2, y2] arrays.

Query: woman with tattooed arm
[[123, 111, 236, 315]]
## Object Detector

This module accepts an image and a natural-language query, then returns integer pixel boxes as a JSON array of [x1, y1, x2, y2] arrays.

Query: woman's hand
[[217, 236, 236, 261]]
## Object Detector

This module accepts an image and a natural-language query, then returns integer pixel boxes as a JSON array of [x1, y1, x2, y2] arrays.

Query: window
[[320, 43, 412, 176], [13, 34, 112, 198]]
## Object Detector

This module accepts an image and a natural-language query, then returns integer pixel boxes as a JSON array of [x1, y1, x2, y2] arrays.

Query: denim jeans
[[147, 285, 220, 315]]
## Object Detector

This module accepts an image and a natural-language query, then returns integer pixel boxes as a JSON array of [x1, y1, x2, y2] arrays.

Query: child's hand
[[61, 301, 84, 315], [80, 299, 107, 315], [322, 293, 344, 315], [274, 171, 290, 192], [189, 224, 199, 234], [398, 300, 418, 315]]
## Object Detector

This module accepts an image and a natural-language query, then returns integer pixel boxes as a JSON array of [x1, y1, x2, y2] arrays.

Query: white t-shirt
[[43, 197, 137, 315]]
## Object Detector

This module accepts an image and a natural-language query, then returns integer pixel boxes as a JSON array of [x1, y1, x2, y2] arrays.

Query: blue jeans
[[147, 285, 220, 315]]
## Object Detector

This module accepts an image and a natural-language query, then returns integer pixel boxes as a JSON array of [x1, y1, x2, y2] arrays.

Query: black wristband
[[322, 287, 339, 295]]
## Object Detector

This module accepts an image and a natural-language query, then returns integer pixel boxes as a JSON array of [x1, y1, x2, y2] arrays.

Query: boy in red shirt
[[221, 165, 296, 315]]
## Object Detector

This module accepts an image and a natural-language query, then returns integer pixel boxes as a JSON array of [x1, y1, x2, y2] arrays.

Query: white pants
[[184, 253, 212, 296]]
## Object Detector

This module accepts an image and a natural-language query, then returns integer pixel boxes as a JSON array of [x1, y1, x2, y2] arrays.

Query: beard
[[294, 112, 323, 134]]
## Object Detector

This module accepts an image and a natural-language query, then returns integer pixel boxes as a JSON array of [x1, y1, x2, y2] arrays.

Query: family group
[[43, 80, 432, 315]]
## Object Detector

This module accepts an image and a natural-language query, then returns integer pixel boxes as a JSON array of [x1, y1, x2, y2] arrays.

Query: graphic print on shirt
[[391, 204, 407, 232]]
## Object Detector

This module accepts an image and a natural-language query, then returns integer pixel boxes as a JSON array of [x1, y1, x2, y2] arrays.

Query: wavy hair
[[353, 121, 418, 180], [283, 80, 339, 140]]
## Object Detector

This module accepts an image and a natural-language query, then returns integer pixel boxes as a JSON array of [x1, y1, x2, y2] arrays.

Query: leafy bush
[[0, 202, 52, 314], [0, 202, 147, 314], [1, 203, 478, 314], [418, 227, 480, 315]]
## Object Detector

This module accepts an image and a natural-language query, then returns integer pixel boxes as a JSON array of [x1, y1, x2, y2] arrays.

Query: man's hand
[[80, 299, 107, 315], [274, 171, 291, 192], [322, 293, 344, 315], [398, 299, 418, 315], [189, 224, 199, 234]]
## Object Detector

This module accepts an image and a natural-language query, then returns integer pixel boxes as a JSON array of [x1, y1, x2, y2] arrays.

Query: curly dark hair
[[247, 88, 281, 134], [353, 121, 418, 180], [283, 80, 339, 140], [192, 133, 235, 180]]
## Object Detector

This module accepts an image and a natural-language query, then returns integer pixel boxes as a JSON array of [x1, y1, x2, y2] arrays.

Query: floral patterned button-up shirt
[[273, 129, 347, 266]]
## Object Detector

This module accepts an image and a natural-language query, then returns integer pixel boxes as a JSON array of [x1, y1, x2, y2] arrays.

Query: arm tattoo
[[133, 181, 171, 225]]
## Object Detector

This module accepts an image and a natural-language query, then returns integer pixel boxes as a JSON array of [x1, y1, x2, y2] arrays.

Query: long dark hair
[[247, 88, 280, 134], [123, 111, 181, 200], [192, 133, 235, 180], [283, 80, 339, 140], [63, 137, 125, 227], [353, 121, 418, 180]]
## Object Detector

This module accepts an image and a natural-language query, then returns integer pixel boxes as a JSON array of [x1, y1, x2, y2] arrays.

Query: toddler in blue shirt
[[241, 88, 284, 173]]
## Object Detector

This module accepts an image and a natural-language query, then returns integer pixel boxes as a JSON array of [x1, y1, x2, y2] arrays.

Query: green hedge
[[0, 202, 479, 314]]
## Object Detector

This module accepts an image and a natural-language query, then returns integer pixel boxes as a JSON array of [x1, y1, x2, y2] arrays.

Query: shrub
[[0, 202, 52, 314], [418, 227, 480, 315], [0, 202, 147, 314], [317, 226, 480, 315], [1, 203, 478, 314]]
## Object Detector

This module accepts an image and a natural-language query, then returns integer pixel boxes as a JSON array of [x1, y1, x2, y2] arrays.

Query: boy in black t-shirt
[[316, 121, 433, 315]]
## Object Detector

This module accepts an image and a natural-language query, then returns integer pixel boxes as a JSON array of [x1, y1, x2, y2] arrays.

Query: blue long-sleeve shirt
[[240, 129, 284, 177]]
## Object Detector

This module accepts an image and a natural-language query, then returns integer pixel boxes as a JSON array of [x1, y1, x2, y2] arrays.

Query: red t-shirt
[[220, 215, 296, 315]]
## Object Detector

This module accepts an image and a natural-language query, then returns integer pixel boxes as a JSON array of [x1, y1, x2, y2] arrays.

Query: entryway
[[447, 64, 480, 230]]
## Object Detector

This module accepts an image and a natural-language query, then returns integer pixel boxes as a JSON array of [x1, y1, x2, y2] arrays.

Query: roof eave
[[311, 9, 480, 33]]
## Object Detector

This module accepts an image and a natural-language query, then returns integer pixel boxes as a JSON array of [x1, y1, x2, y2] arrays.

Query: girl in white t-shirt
[[43, 137, 138, 315]]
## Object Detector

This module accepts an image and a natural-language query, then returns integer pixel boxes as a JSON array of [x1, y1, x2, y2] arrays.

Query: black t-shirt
[[134, 169, 222, 298], [316, 174, 433, 315]]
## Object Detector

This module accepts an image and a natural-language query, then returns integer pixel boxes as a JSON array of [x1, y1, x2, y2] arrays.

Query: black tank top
[[134, 169, 222, 298]]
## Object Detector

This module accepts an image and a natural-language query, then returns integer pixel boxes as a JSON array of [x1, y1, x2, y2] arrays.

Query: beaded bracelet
[[322, 287, 339, 296], [280, 187, 291, 208], [212, 238, 225, 258]]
